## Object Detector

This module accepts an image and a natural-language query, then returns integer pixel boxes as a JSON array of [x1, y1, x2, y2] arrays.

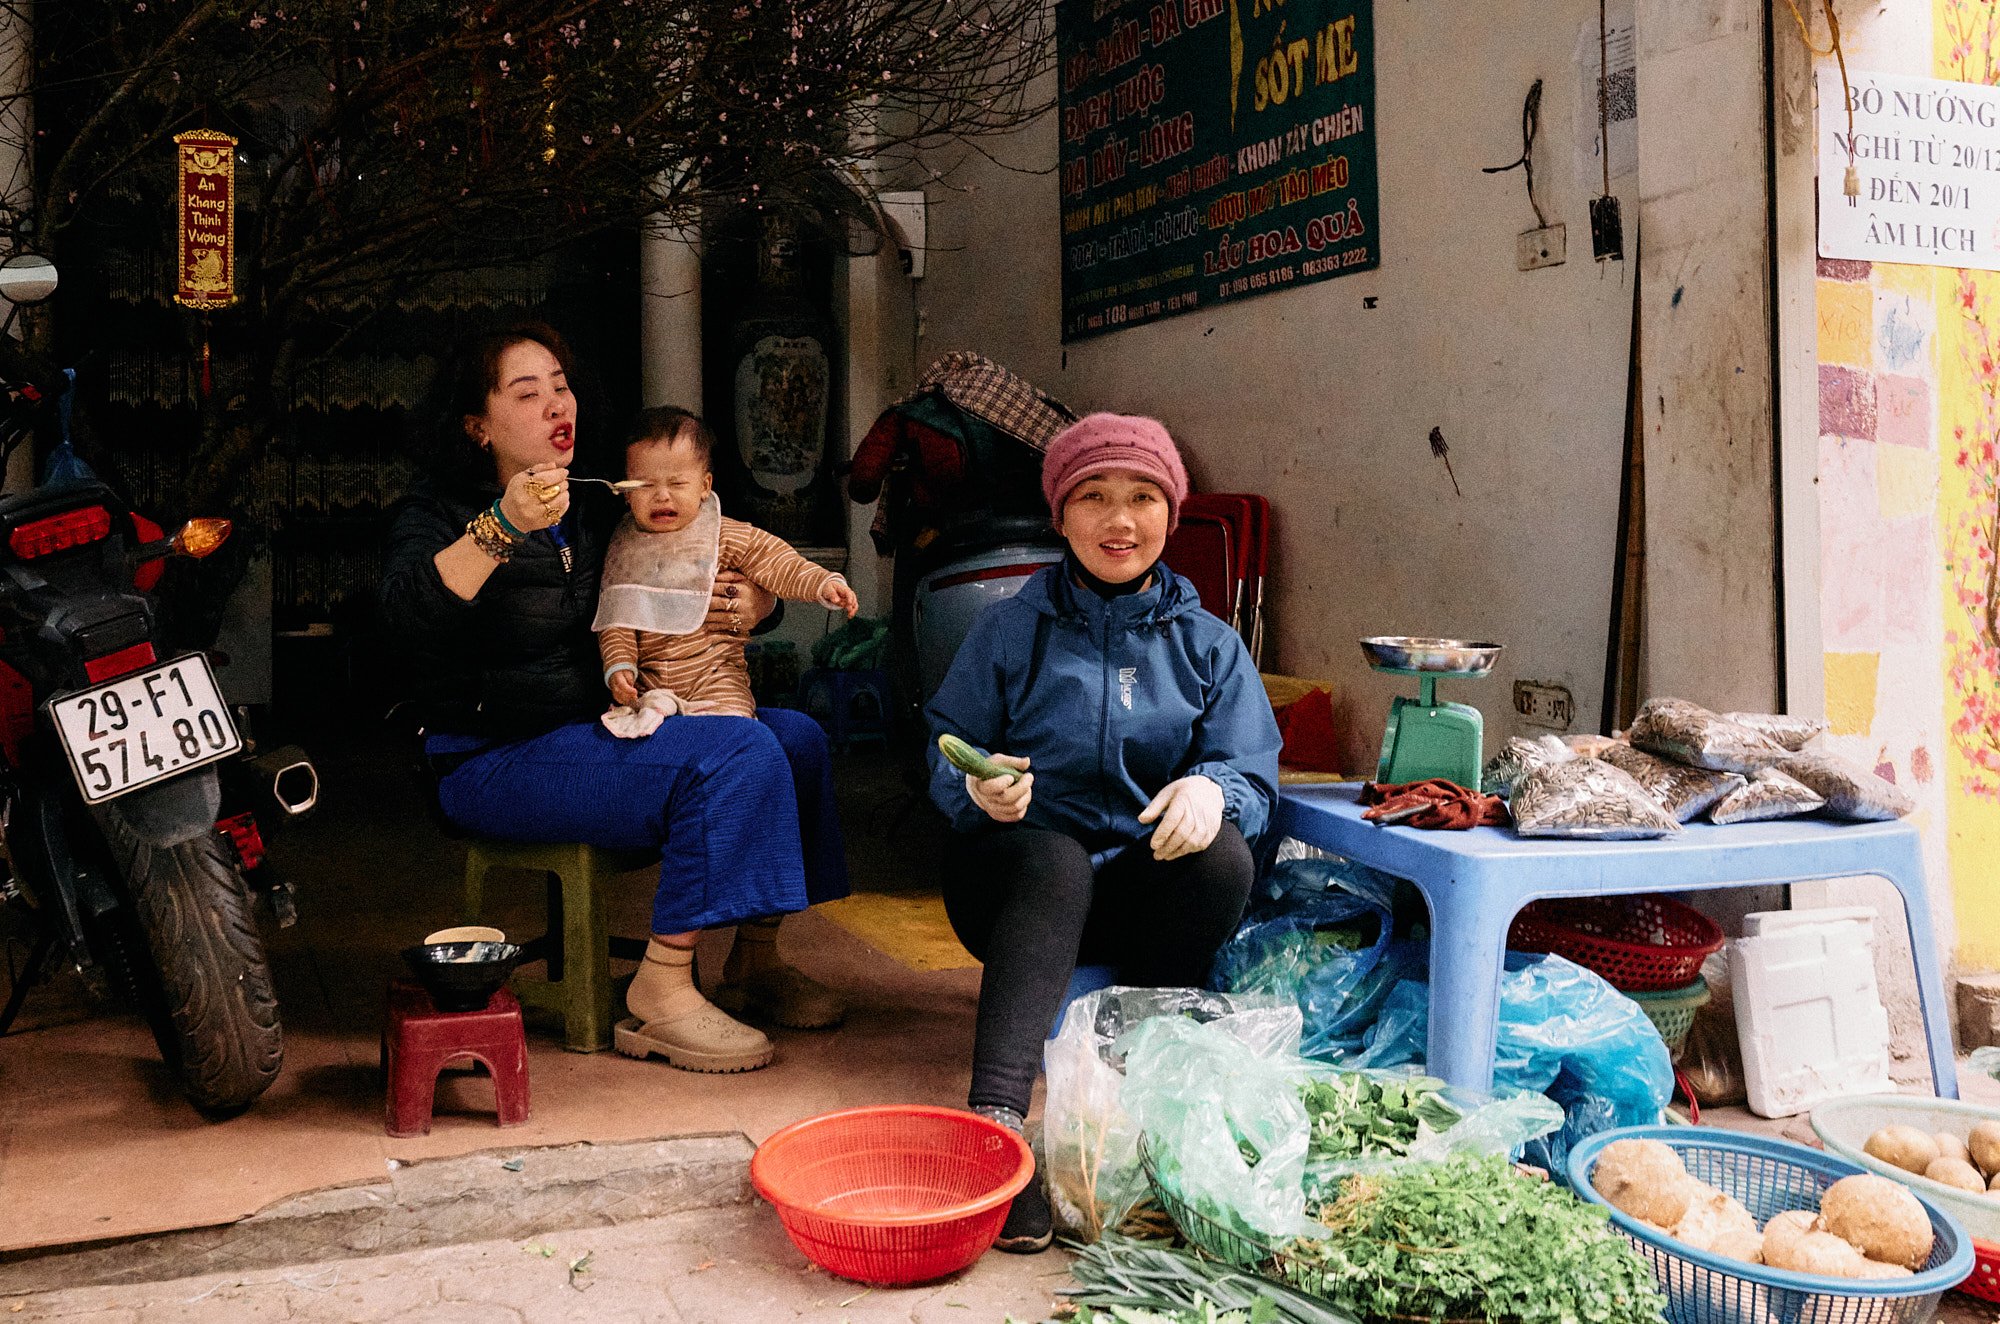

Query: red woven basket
[[750, 1104, 1034, 1287], [1507, 894, 1724, 991], [1965, 1238, 2000, 1303]]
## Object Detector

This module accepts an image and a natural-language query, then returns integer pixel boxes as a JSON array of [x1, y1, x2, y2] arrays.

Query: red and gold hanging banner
[[174, 130, 237, 310]]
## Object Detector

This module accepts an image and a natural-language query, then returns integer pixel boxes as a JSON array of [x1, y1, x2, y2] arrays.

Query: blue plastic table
[[1276, 783, 1960, 1098]]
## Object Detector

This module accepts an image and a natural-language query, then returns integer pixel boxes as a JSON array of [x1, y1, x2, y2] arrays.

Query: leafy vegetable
[[1281, 1155, 1665, 1324], [1299, 1073, 1463, 1164], [1047, 1234, 1358, 1324]]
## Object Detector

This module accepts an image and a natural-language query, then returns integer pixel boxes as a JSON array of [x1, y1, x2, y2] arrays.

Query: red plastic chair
[[1163, 511, 1237, 625], [381, 978, 531, 1138]]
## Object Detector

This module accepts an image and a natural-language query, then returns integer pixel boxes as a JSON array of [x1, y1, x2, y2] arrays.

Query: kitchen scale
[[1360, 636, 1504, 789]]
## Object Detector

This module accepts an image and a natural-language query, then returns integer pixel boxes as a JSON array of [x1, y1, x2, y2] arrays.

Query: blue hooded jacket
[[925, 561, 1283, 849]]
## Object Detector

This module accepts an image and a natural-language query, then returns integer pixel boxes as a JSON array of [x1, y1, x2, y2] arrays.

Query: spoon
[[564, 477, 650, 491]]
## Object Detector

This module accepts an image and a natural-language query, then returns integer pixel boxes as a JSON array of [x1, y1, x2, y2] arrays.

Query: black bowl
[[400, 941, 524, 1012]]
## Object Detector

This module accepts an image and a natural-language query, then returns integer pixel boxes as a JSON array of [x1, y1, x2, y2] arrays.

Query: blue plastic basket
[[1567, 1126, 1974, 1324]]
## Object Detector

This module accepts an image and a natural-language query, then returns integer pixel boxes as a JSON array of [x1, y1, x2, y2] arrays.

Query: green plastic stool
[[462, 841, 655, 1053]]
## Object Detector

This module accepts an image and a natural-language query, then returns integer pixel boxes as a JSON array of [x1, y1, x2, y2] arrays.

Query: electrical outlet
[[1513, 680, 1575, 730], [1516, 224, 1566, 271]]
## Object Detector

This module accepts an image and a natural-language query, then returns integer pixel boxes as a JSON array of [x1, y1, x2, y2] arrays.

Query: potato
[[1935, 1132, 1972, 1167], [1671, 1183, 1760, 1252], [1766, 1229, 1868, 1278], [1761, 1210, 1822, 1265], [1865, 1125, 1941, 1176], [1923, 1156, 1987, 1193], [1709, 1228, 1765, 1265], [1970, 1120, 2000, 1178], [1853, 1259, 1915, 1280], [1591, 1138, 1693, 1229], [1991, 1171, 2000, 1193], [1819, 1174, 1935, 1271]]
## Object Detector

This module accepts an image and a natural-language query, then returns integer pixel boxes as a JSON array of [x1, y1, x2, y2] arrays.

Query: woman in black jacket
[[379, 322, 848, 1074]]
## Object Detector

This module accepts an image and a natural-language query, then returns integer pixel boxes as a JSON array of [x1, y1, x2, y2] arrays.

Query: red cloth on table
[[1359, 778, 1509, 830]]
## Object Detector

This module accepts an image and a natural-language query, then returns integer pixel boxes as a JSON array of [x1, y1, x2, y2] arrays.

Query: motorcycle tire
[[96, 814, 283, 1115]]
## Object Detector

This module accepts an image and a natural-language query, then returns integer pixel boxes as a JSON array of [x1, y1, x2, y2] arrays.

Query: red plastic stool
[[382, 978, 530, 1138]]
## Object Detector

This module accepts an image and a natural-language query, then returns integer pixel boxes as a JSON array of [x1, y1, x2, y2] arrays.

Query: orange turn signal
[[170, 518, 232, 560]]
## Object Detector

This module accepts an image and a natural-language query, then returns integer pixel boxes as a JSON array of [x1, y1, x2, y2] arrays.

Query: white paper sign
[[1818, 68, 2000, 271], [1576, 8, 1637, 190]]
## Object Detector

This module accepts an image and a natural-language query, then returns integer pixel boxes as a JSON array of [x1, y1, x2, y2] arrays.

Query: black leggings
[[941, 823, 1256, 1116]]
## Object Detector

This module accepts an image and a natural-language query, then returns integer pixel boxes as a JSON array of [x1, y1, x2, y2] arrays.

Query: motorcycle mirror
[[170, 518, 232, 559], [0, 254, 58, 306]]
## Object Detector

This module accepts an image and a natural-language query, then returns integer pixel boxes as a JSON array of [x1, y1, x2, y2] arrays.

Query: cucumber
[[938, 733, 1020, 783]]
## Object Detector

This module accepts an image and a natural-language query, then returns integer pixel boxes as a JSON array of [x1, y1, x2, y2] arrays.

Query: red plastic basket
[[1965, 1238, 2000, 1303], [1507, 894, 1724, 991], [750, 1104, 1034, 1286]]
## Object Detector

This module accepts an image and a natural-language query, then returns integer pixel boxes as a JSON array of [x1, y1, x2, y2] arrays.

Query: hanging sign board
[[1057, 0, 1378, 341], [1817, 69, 2000, 272], [174, 130, 237, 310]]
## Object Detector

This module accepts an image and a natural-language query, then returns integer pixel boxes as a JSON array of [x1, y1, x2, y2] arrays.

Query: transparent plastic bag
[[1679, 949, 1747, 1106], [1708, 767, 1824, 825], [1510, 758, 1681, 839], [1350, 952, 1673, 1175], [1777, 751, 1916, 821], [1299, 1070, 1562, 1197], [1628, 697, 1789, 774], [1119, 1014, 1322, 1254], [1481, 734, 1571, 797], [1723, 711, 1828, 753], [1042, 986, 1300, 1242], [1599, 743, 1745, 823], [1213, 851, 1400, 1059], [1972, 1046, 2000, 1083]]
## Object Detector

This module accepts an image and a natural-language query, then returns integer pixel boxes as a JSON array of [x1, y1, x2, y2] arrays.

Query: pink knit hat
[[1042, 412, 1189, 531]]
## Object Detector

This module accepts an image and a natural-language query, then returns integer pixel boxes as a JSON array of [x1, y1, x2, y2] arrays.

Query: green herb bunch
[[1283, 1155, 1665, 1324], [1300, 1074, 1463, 1163], [1047, 1234, 1358, 1324]]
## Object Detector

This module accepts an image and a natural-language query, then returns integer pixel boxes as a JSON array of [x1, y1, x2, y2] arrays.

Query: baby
[[594, 407, 858, 729]]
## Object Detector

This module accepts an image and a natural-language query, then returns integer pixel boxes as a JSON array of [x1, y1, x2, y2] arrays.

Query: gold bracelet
[[466, 507, 521, 562]]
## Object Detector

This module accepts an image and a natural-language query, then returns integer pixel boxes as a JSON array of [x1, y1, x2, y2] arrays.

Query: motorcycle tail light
[[83, 641, 155, 684], [0, 661, 29, 767], [8, 506, 111, 558], [216, 812, 266, 872], [131, 511, 166, 592]]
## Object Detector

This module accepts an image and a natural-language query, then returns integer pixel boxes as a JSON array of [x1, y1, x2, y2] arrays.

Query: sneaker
[[994, 1173, 1053, 1254]]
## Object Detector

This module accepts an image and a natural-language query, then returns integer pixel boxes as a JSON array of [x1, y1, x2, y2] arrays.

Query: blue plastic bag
[[1351, 952, 1673, 1175], [1210, 850, 1405, 1058]]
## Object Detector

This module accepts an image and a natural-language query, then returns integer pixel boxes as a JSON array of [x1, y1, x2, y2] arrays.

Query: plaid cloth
[[897, 351, 1073, 451]]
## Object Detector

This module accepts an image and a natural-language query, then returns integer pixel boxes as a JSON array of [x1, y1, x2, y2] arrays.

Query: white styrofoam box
[[1741, 906, 1878, 937], [1731, 919, 1894, 1119]]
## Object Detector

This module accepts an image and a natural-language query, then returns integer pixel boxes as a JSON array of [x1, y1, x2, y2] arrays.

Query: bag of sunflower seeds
[[1480, 735, 1571, 798], [1777, 752, 1915, 821], [1709, 767, 1825, 825], [1599, 743, 1745, 823], [1722, 712, 1828, 753], [1627, 698, 1788, 774], [1510, 758, 1681, 840]]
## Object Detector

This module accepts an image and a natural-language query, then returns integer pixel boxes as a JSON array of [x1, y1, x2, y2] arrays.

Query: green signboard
[[1057, 0, 1378, 341]]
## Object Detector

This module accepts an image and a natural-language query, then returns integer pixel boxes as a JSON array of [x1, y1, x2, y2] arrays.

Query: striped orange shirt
[[598, 516, 843, 717]]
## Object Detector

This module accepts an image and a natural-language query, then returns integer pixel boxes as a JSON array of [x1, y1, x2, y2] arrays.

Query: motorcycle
[[0, 341, 316, 1115]]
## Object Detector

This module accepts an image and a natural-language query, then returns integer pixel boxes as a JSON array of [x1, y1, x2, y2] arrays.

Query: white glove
[[966, 753, 1034, 823], [600, 688, 681, 739], [1138, 775, 1226, 860]]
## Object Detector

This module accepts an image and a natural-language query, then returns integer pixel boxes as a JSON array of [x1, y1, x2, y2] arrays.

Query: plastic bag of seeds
[[1480, 735, 1571, 798], [1510, 758, 1681, 840], [1627, 697, 1789, 773], [1564, 733, 1622, 759], [1777, 751, 1916, 821], [1709, 767, 1825, 825], [1722, 711, 1828, 753], [1598, 743, 1745, 823]]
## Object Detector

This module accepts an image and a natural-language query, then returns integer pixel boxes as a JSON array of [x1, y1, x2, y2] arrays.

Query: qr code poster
[[1576, 6, 1637, 190]]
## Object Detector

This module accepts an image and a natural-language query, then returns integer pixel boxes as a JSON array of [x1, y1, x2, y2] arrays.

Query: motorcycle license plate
[[50, 655, 242, 805]]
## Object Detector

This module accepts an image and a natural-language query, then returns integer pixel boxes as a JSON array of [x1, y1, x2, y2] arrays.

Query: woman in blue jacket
[[925, 412, 1282, 1251]]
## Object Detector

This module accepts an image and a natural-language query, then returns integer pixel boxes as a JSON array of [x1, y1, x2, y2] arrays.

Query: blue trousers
[[433, 707, 849, 934]]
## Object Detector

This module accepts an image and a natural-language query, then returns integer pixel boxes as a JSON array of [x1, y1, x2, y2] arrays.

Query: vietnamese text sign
[[1057, 0, 1378, 341], [1818, 69, 2000, 271], [174, 130, 237, 310]]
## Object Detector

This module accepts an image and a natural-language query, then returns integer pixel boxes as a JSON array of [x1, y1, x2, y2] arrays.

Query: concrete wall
[[912, 0, 1777, 766]]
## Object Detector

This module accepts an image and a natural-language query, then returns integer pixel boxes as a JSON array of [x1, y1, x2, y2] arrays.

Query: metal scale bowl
[[1360, 636, 1504, 789]]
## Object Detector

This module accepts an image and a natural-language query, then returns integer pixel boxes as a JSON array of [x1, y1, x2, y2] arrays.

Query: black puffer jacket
[[378, 480, 616, 739]]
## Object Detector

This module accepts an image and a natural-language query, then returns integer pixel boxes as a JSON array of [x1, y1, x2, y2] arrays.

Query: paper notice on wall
[[1576, 6, 1637, 190], [1818, 68, 2000, 272]]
